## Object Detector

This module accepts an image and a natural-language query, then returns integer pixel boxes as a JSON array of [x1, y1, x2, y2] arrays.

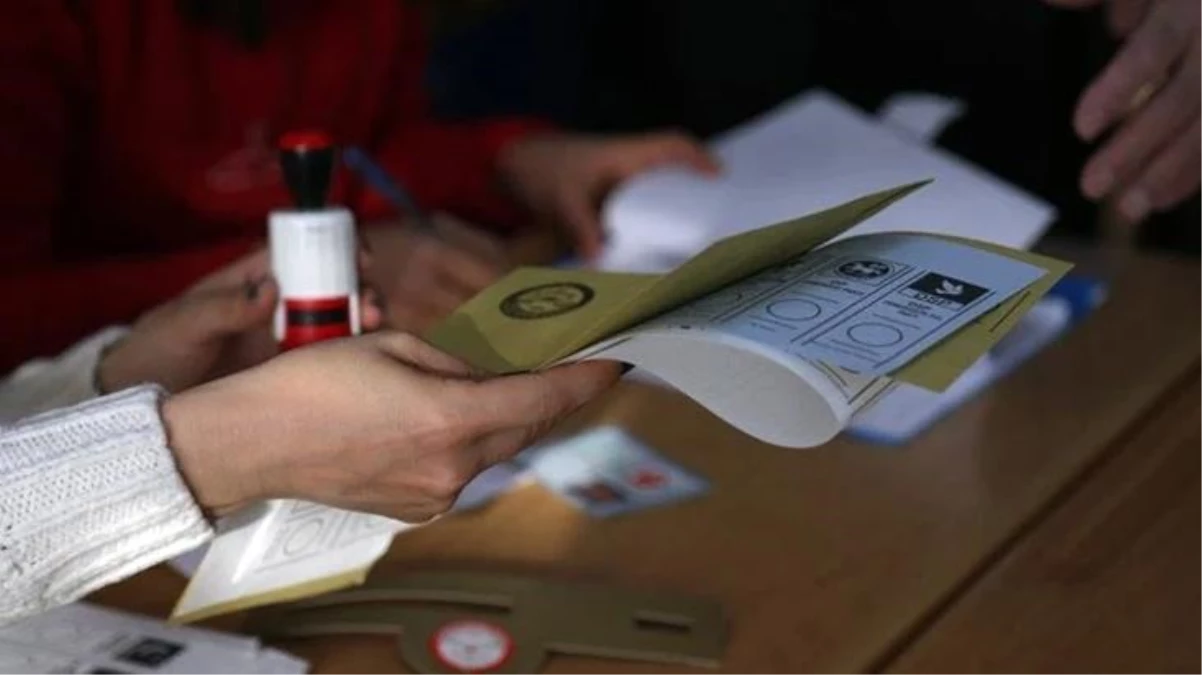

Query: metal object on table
[[244, 570, 726, 673]]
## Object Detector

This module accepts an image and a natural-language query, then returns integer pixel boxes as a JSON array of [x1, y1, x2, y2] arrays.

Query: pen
[[342, 145, 434, 232], [344, 144, 583, 268]]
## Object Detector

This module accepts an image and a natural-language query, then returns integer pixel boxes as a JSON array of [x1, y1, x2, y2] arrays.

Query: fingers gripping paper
[[427, 183, 1071, 448]]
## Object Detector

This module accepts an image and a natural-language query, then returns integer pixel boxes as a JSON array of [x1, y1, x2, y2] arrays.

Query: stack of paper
[[0, 603, 306, 674], [598, 89, 1055, 272]]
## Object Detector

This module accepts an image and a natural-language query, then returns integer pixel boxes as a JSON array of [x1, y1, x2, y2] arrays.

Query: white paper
[[172, 499, 409, 621], [569, 233, 1041, 448], [598, 89, 1055, 273], [573, 328, 889, 449], [651, 233, 1045, 376], [0, 603, 306, 674], [170, 458, 536, 618], [875, 92, 967, 143]]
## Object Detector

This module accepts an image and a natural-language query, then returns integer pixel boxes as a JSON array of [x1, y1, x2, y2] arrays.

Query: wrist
[[161, 389, 263, 518]]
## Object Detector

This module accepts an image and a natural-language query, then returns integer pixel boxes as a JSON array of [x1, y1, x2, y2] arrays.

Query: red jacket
[[0, 0, 544, 371]]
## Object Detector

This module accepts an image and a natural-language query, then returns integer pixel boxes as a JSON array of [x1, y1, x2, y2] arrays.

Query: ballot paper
[[171, 501, 409, 623], [848, 275, 1107, 445], [598, 89, 1055, 273], [557, 233, 1050, 448], [848, 298, 1070, 444], [0, 603, 306, 674], [428, 185, 1071, 432], [626, 233, 1045, 378], [171, 465, 537, 622]]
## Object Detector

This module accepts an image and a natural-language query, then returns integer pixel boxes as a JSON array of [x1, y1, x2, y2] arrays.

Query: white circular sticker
[[430, 619, 514, 673]]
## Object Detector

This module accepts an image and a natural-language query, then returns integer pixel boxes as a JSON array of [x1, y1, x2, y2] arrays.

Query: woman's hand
[[360, 214, 512, 334], [97, 249, 385, 394], [1047, 0, 1200, 223], [497, 131, 720, 261], [163, 332, 620, 522]]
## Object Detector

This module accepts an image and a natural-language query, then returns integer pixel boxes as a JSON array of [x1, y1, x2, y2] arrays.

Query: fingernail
[[1119, 189, 1151, 223], [1082, 168, 1114, 200]]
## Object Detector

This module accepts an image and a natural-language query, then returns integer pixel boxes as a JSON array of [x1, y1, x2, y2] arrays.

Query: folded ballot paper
[[0, 603, 306, 673], [172, 182, 1070, 623], [428, 182, 1069, 444]]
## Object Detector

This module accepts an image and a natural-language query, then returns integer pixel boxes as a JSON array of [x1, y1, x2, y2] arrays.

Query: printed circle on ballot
[[500, 282, 595, 320], [766, 298, 822, 322], [281, 519, 325, 556], [846, 322, 905, 347]]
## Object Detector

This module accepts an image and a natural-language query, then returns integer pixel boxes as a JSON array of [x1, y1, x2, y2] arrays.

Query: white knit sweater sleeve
[[0, 327, 129, 424], [0, 385, 214, 622]]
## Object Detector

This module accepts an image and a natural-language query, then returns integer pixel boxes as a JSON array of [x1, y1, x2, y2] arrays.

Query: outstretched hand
[[1047, 0, 1200, 223]]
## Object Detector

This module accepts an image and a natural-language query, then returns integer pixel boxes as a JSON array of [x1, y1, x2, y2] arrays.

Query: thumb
[[469, 361, 622, 432], [178, 278, 278, 341]]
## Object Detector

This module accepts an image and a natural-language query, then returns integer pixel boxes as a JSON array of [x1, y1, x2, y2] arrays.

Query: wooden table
[[889, 378, 1200, 674], [91, 247, 1201, 672]]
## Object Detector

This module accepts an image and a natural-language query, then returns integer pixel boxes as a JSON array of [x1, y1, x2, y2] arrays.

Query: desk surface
[[889, 378, 1200, 674], [91, 249, 1200, 673]]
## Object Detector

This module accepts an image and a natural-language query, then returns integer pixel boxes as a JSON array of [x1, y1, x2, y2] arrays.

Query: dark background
[[424, 0, 1199, 254]]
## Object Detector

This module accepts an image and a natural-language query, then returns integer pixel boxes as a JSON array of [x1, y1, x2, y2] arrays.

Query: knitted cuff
[[0, 326, 131, 423], [0, 385, 214, 622]]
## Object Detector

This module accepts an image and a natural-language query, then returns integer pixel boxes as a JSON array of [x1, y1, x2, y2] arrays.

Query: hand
[[361, 214, 512, 334], [497, 131, 720, 261], [97, 251, 279, 394], [163, 332, 621, 522], [1047, 0, 1200, 223], [98, 249, 384, 393]]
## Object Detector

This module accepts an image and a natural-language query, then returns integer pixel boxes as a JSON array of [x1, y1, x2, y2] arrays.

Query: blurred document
[[600, 90, 1055, 272], [0, 603, 306, 673]]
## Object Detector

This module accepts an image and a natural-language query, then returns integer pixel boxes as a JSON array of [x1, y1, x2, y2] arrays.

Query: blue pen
[[342, 146, 434, 232], [344, 144, 585, 268]]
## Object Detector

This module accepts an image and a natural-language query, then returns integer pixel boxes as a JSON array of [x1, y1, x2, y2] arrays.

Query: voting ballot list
[[172, 182, 1071, 622]]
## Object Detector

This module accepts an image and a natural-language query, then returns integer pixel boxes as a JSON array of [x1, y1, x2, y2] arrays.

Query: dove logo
[[905, 273, 988, 308], [935, 279, 964, 296]]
